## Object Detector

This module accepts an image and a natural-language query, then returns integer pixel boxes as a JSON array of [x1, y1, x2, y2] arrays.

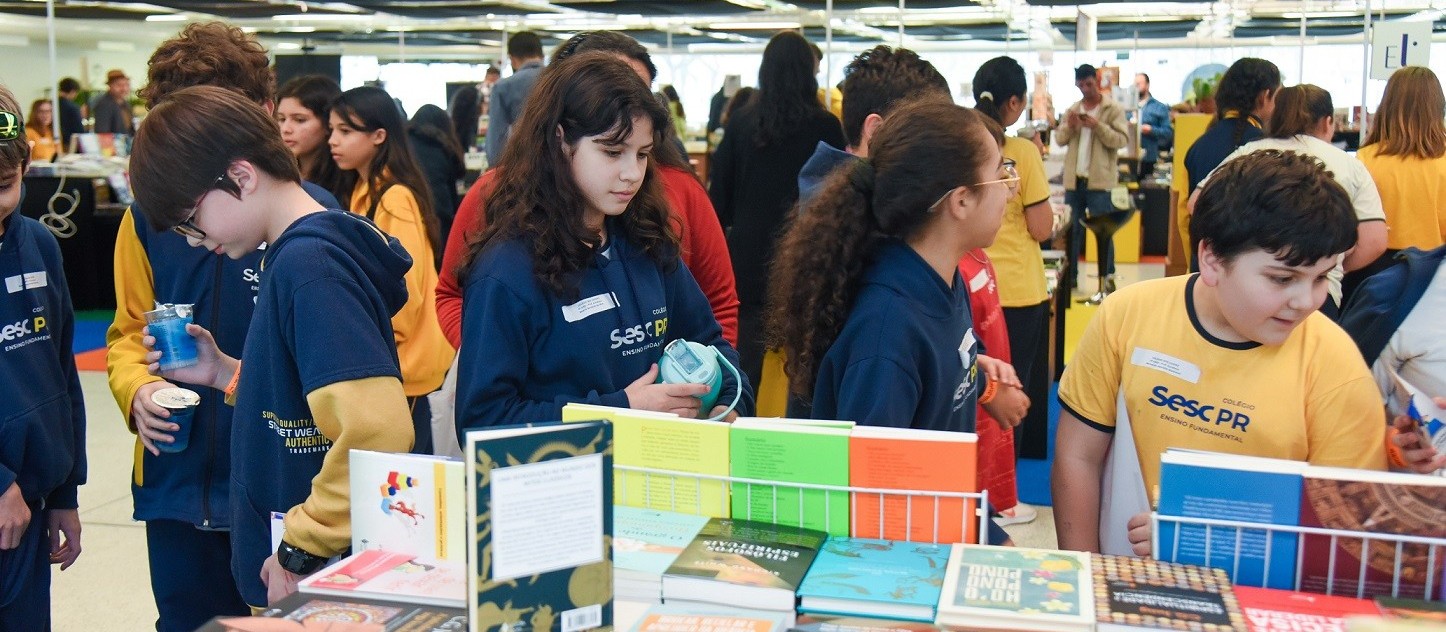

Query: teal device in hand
[[657, 339, 742, 421]]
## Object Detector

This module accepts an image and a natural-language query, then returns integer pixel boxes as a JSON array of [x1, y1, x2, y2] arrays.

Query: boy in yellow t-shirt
[[1053, 150, 1445, 558]]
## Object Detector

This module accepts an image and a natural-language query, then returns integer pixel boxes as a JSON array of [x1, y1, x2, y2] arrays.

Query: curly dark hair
[[458, 52, 677, 300], [1212, 57, 1280, 144], [1192, 149, 1356, 267], [840, 46, 949, 147], [766, 100, 1000, 398], [754, 31, 824, 148], [140, 21, 274, 107]]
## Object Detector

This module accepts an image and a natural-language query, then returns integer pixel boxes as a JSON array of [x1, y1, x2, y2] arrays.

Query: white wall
[[0, 40, 153, 108]]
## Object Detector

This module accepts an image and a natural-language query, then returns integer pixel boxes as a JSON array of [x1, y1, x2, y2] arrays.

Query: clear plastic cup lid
[[145, 303, 194, 319], [151, 387, 201, 409]]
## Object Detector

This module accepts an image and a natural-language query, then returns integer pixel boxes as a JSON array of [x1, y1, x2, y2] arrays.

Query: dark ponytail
[[972, 56, 1027, 126], [766, 99, 994, 398]]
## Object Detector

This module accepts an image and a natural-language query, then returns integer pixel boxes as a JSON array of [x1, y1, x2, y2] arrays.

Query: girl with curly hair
[[768, 98, 1017, 544], [454, 53, 752, 435]]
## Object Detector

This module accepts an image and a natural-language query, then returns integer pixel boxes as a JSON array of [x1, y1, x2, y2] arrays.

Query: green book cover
[[937, 545, 1093, 629], [465, 421, 612, 632], [728, 419, 850, 536], [664, 517, 828, 590]]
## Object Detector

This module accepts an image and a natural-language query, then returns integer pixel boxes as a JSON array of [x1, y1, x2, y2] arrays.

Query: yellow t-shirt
[[25, 127, 57, 162], [983, 136, 1051, 307], [1357, 145, 1446, 251], [348, 180, 454, 396], [1059, 274, 1387, 509]]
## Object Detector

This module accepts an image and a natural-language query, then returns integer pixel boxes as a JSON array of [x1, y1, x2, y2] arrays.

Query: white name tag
[[4, 272, 46, 294], [561, 292, 619, 323], [968, 268, 991, 293], [1130, 347, 1201, 384]]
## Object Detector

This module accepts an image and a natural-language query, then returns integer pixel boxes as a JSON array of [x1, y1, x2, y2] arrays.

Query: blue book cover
[[614, 507, 709, 576], [1156, 450, 1304, 590], [798, 538, 949, 622], [465, 421, 613, 632]]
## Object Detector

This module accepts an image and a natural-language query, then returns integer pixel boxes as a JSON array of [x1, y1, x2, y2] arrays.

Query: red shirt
[[436, 165, 740, 348], [958, 250, 1019, 510]]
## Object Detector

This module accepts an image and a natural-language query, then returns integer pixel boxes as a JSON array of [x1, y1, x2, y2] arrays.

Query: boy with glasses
[[130, 85, 413, 608]]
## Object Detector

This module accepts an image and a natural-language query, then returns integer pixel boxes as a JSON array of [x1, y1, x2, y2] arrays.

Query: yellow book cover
[[562, 404, 730, 517]]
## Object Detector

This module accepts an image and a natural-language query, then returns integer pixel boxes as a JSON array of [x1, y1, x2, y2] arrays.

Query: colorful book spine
[[848, 427, 978, 544]]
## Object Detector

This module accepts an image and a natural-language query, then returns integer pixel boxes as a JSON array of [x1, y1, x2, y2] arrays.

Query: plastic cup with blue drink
[[150, 387, 201, 454], [144, 303, 198, 371]]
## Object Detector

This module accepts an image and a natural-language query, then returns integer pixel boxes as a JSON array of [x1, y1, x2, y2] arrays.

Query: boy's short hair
[[58, 77, 80, 94], [1191, 149, 1356, 267], [130, 86, 299, 231], [839, 46, 950, 148], [1075, 64, 1097, 82], [139, 21, 275, 108], [507, 31, 543, 58], [0, 84, 27, 173]]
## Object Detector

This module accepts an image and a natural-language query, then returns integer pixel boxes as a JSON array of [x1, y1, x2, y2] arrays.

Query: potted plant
[[1189, 74, 1220, 114]]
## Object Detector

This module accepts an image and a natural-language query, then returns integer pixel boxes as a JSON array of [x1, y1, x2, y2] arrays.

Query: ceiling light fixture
[[144, 14, 189, 22], [706, 21, 803, 30]]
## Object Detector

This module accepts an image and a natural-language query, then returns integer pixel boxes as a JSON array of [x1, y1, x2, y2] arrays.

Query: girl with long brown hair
[[454, 53, 751, 435]]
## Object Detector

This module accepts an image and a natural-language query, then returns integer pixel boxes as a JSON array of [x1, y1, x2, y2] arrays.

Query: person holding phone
[[1055, 64, 1128, 294]]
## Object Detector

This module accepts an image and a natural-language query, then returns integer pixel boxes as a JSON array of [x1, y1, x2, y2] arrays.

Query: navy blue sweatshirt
[[230, 210, 407, 605], [812, 239, 985, 432], [0, 213, 85, 510], [457, 223, 753, 431], [121, 181, 339, 530]]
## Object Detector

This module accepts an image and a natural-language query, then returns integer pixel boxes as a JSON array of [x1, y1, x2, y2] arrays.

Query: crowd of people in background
[[2, 19, 1445, 632]]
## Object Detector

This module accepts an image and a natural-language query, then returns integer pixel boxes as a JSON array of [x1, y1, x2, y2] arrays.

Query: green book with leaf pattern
[[465, 421, 613, 632]]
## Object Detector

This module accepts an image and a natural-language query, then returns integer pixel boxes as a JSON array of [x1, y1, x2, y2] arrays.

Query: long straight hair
[[276, 75, 347, 198], [332, 86, 442, 263], [767, 100, 998, 398], [1365, 66, 1446, 160], [458, 53, 677, 300], [754, 31, 824, 148]]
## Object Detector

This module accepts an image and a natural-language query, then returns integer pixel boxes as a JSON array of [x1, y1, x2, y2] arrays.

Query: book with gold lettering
[[465, 421, 613, 632], [934, 545, 1093, 632]]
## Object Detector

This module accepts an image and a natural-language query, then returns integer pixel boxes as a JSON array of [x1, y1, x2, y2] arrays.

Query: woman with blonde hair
[[1349, 67, 1446, 299]]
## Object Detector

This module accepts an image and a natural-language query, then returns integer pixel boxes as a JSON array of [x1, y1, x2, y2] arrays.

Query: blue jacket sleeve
[[45, 237, 86, 510], [457, 275, 628, 435], [664, 261, 754, 417], [1148, 101, 1173, 150], [833, 356, 922, 427]]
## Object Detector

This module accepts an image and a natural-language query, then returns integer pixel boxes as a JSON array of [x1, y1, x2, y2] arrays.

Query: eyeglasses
[[928, 160, 1022, 211], [171, 174, 228, 241], [0, 111, 18, 141]]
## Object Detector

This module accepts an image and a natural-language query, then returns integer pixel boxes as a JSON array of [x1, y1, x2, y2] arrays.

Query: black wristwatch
[[276, 540, 329, 575]]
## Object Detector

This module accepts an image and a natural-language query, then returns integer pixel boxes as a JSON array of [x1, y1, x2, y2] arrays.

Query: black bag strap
[[365, 182, 397, 220]]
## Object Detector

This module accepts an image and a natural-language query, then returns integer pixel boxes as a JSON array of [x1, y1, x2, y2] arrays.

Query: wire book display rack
[[613, 464, 992, 545], [1152, 513, 1446, 600]]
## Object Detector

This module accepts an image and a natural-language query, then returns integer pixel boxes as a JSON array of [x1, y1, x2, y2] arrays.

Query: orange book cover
[[848, 427, 978, 544]]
